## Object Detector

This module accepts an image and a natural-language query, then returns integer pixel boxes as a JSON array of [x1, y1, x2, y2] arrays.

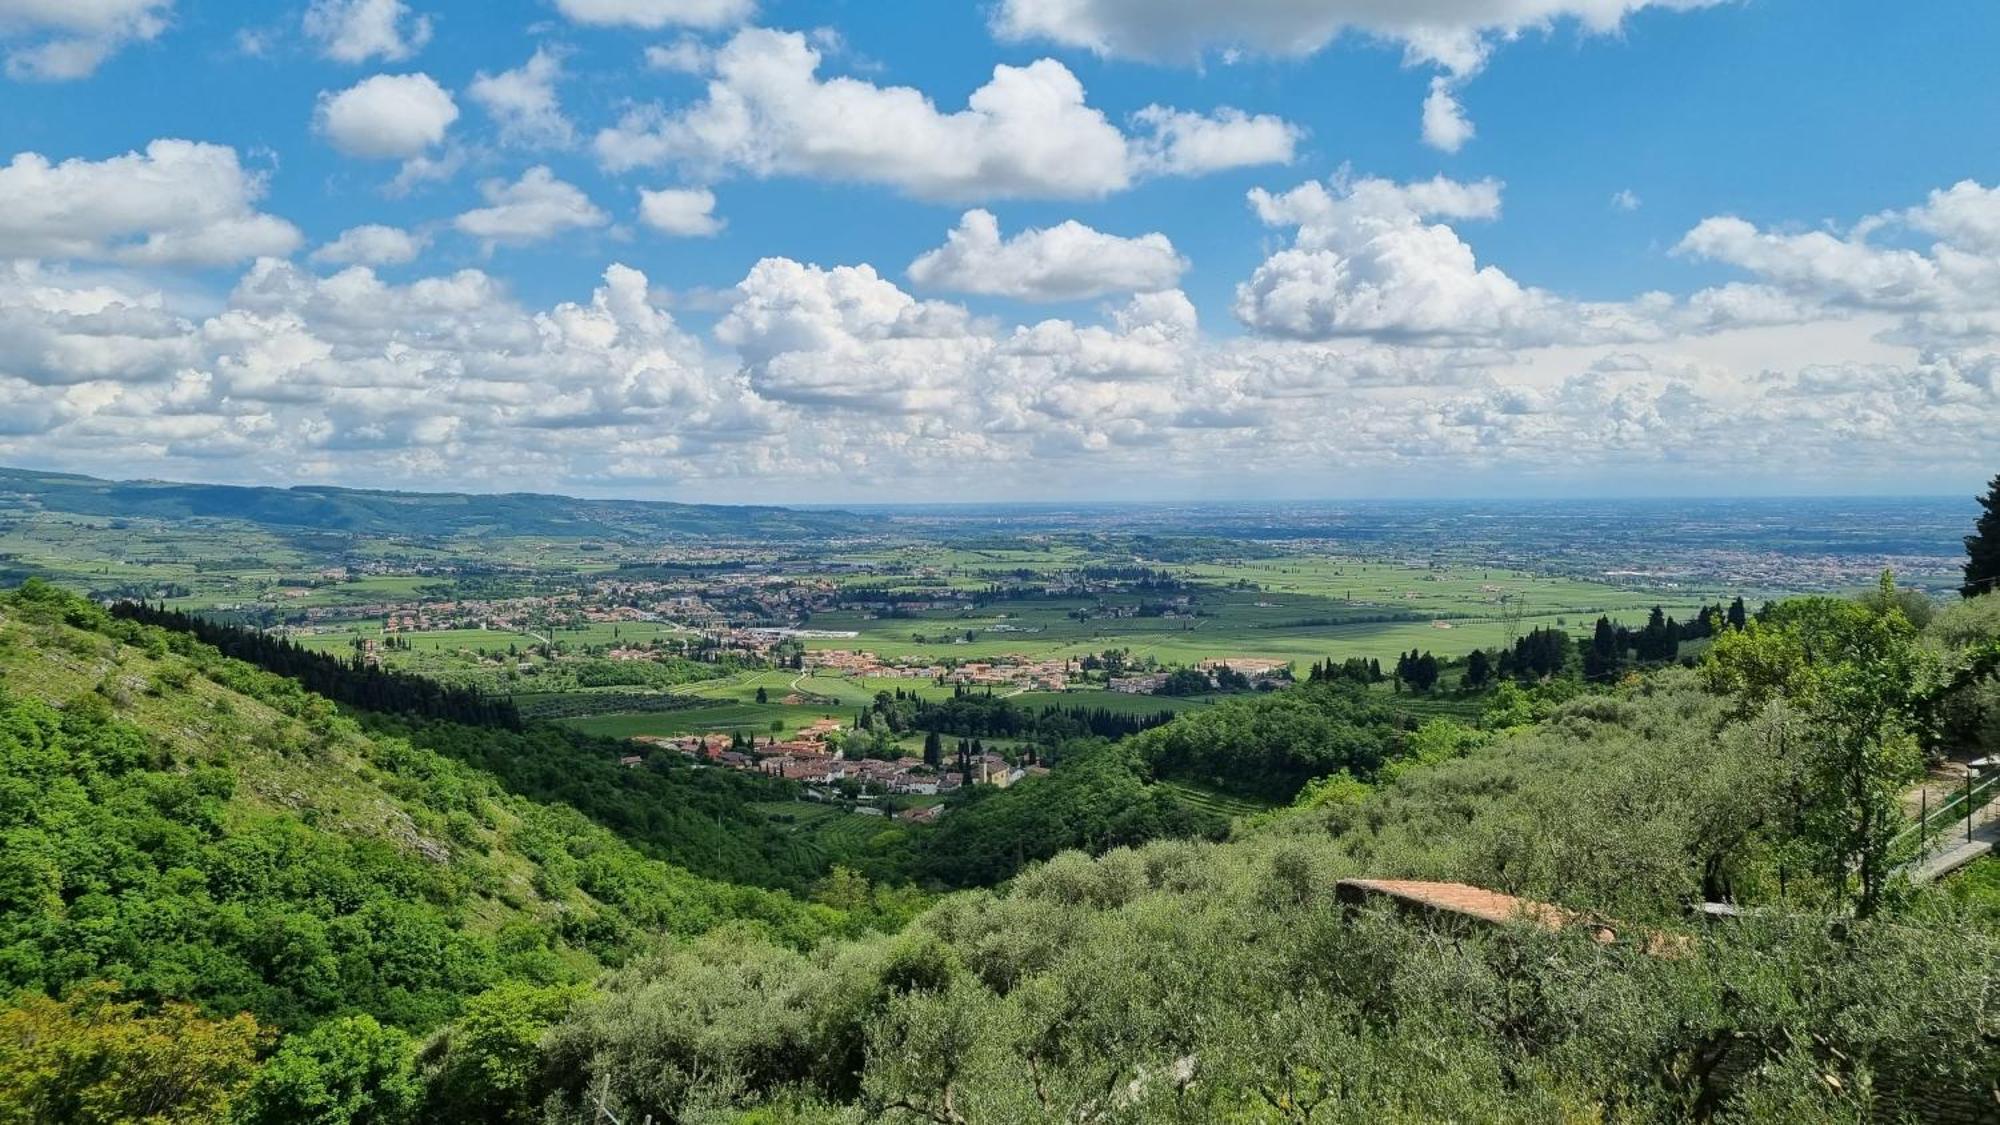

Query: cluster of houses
[[1108, 659, 1291, 695], [631, 715, 1043, 799], [805, 649, 1072, 691]]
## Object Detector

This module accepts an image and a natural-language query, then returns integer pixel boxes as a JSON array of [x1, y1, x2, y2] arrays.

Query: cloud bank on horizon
[[0, 0, 1995, 501]]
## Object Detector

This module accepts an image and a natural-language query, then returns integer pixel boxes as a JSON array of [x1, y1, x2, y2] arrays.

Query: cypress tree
[[1963, 473, 2000, 598]]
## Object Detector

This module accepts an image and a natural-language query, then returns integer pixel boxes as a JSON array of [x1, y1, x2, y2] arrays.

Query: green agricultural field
[[293, 618, 696, 654], [1155, 780, 1277, 820], [563, 702, 833, 740], [293, 625, 545, 654], [798, 600, 1711, 666], [751, 800, 905, 870], [780, 547, 1731, 669]]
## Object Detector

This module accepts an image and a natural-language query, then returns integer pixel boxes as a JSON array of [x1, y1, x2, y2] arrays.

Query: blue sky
[[0, 0, 1996, 501]]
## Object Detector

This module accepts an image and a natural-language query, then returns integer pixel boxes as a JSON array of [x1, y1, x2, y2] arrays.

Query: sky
[[0, 0, 1996, 503]]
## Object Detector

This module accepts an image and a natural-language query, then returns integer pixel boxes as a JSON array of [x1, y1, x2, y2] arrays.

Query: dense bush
[[910, 741, 1227, 888], [1125, 683, 1405, 799]]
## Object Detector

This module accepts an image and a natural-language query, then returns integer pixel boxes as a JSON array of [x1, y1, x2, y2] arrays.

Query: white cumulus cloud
[[454, 166, 608, 247], [316, 72, 459, 159], [0, 0, 171, 79], [637, 187, 723, 237], [311, 224, 428, 266], [553, 0, 754, 30], [0, 139, 301, 265], [592, 27, 1298, 202], [1130, 105, 1301, 175], [2, 177, 1996, 501], [1236, 173, 1540, 342], [908, 210, 1187, 301], [469, 47, 573, 148], [993, 1, 1723, 150], [1421, 78, 1475, 153], [992, 0, 1725, 71], [303, 0, 431, 64]]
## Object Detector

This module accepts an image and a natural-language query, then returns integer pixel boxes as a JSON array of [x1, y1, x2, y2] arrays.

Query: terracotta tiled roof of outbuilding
[[1336, 878, 1690, 957], [1338, 878, 1583, 931]]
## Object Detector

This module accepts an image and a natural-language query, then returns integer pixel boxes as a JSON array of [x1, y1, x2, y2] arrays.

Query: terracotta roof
[[1336, 878, 1689, 957], [1338, 879, 1582, 931]]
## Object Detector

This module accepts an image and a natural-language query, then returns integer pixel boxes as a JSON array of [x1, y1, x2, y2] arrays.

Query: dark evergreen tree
[[109, 602, 519, 728], [1464, 649, 1492, 689], [1727, 596, 1748, 631], [1585, 616, 1622, 682], [1635, 606, 1681, 663], [1963, 473, 2000, 598]]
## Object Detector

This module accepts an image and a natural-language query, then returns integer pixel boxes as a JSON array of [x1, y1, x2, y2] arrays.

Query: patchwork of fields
[[792, 553, 1723, 666], [7, 508, 1745, 750]]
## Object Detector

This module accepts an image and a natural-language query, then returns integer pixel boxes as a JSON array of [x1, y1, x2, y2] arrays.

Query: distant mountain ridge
[[0, 465, 853, 539]]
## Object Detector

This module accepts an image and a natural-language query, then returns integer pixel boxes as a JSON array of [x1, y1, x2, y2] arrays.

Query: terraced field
[[753, 801, 902, 870], [1155, 780, 1277, 820]]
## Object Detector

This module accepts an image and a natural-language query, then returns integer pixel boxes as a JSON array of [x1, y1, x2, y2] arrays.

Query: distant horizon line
[[0, 462, 1976, 511]]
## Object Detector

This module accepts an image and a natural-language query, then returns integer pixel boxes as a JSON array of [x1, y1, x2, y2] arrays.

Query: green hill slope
[[0, 581, 857, 1036]]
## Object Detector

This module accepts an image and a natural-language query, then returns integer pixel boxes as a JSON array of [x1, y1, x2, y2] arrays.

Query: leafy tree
[[1125, 684, 1400, 800], [0, 983, 265, 1125], [238, 1015, 420, 1125], [1857, 578, 1936, 629], [1702, 576, 1940, 915], [1964, 472, 2000, 599], [1157, 667, 1214, 696], [422, 983, 591, 1124], [912, 741, 1225, 887]]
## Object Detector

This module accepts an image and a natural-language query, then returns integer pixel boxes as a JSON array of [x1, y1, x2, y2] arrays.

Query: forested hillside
[[485, 585, 2000, 1123], [109, 600, 884, 893], [0, 465, 853, 540], [0, 581, 912, 1120], [3, 576, 1998, 1122]]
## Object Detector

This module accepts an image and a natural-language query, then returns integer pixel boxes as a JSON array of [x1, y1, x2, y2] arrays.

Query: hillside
[[4, 578, 1999, 1123], [514, 658, 1999, 1122], [0, 581, 875, 1039], [0, 465, 854, 541]]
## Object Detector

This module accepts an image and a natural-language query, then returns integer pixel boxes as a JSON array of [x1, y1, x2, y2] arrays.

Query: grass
[[563, 703, 831, 739], [292, 620, 694, 655], [792, 552, 1723, 667], [751, 800, 900, 870], [1370, 689, 1491, 722], [1156, 780, 1277, 821]]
